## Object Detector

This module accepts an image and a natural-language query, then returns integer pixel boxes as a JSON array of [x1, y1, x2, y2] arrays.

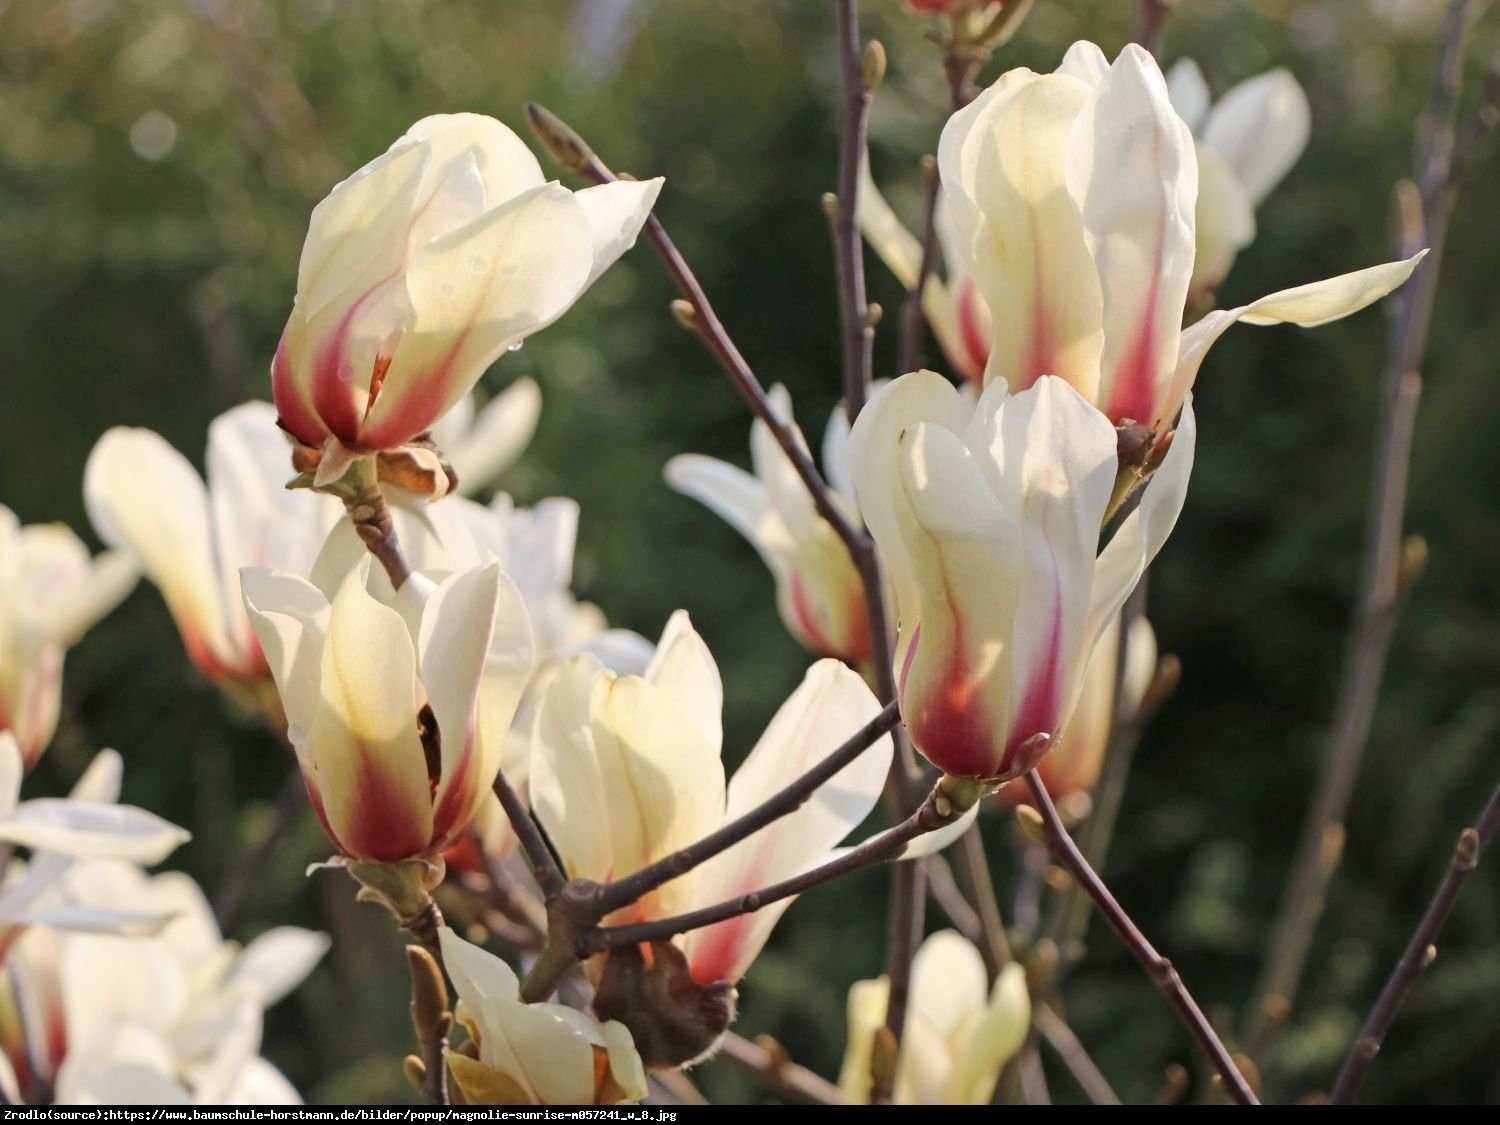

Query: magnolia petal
[[69, 748, 123, 804], [466, 572, 537, 845], [572, 177, 664, 286], [448, 379, 543, 495], [822, 402, 858, 510], [310, 567, 432, 860], [642, 611, 723, 753], [5, 904, 177, 935], [46, 549, 139, 649], [531, 655, 615, 883], [418, 564, 502, 805], [85, 427, 231, 672], [439, 926, 521, 1009], [240, 568, 330, 744], [664, 455, 770, 550], [361, 184, 595, 448], [837, 976, 890, 1104], [1165, 58, 1210, 132], [896, 801, 981, 858], [1202, 68, 1310, 206], [1121, 615, 1159, 717], [1068, 45, 1197, 426], [1161, 251, 1427, 424], [226, 927, 331, 1007], [227, 1057, 303, 1106], [855, 155, 925, 289], [1056, 40, 1110, 87], [1190, 145, 1256, 296], [681, 661, 892, 984], [946, 961, 1031, 1104], [403, 113, 547, 213], [1086, 397, 1197, 651], [0, 733, 21, 817], [597, 1020, 649, 1104], [0, 799, 190, 863]]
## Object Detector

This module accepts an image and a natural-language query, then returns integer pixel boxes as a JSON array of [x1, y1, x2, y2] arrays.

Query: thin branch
[[1330, 774, 1500, 1103], [719, 1032, 847, 1105], [345, 478, 412, 591], [525, 103, 870, 565], [1249, 0, 1493, 1048], [1024, 770, 1259, 1106], [1034, 1003, 1123, 1106], [492, 769, 566, 899], [925, 854, 984, 947], [896, 156, 941, 378], [1134, 0, 1173, 57], [212, 764, 306, 929], [471, 831, 549, 938], [579, 776, 983, 954], [874, 858, 925, 1103], [953, 820, 1013, 972], [832, 0, 877, 423], [595, 702, 900, 913]]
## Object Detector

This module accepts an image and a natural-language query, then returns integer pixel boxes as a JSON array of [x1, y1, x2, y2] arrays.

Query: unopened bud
[[403, 1055, 426, 1090], [525, 103, 593, 173], [670, 299, 698, 331], [867, 302, 883, 329], [869, 1025, 899, 1094], [862, 40, 887, 91], [821, 191, 840, 220], [1014, 803, 1046, 843], [407, 945, 452, 1041], [1397, 534, 1428, 595]]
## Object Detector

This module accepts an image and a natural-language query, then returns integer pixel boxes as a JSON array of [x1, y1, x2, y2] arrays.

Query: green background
[[2, 0, 1498, 1105]]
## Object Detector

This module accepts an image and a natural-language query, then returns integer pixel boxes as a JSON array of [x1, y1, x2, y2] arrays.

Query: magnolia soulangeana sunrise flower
[[531, 611, 893, 1065], [438, 928, 646, 1106], [665, 386, 870, 663], [242, 555, 534, 863], [1166, 59, 1310, 302], [850, 372, 1192, 782], [0, 507, 137, 768], [937, 41, 1422, 428], [839, 930, 1029, 1105], [993, 613, 1156, 809], [271, 112, 661, 471], [1, 858, 327, 1106], [85, 402, 338, 684]]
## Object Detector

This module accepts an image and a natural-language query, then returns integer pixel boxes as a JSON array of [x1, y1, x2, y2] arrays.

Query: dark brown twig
[[1024, 770, 1259, 1105], [896, 156, 942, 379], [1330, 774, 1500, 1103], [1250, 0, 1495, 1050], [831, 0, 877, 423], [492, 769, 566, 900], [1034, 1003, 1123, 1106], [595, 702, 901, 913], [720, 1032, 847, 1105]]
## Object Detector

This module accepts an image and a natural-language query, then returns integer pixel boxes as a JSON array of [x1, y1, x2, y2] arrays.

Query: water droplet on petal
[[507, 340, 525, 353]]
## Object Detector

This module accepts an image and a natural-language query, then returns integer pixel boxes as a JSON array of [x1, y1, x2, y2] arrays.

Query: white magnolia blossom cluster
[[0, 29, 1426, 1107]]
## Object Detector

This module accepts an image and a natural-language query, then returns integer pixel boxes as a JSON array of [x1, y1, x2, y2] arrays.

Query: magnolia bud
[[592, 941, 738, 1069]]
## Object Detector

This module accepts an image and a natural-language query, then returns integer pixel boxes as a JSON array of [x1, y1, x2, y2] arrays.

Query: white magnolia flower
[[839, 930, 1030, 1104], [438, 927, 646, 1105], [0, 507, 137, 767], [430, 378, 543, 496], [665, 385, 871, 663], [271, 113, 661, 461], [1166, 59, 1311, 301], [1, 858, 326, 1106]]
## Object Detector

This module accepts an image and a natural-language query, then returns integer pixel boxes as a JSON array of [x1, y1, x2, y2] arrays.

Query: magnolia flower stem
[[491, 769, 566, 899], [831, 0, 876, 424], [720, 1032, 848, 1105], [1330, 773, 1500, 1104], [577, 775, 983, 954], [525, 104, 870, 565], [1023, 770, 1259, 1106], [345, 479, 413, 591], [1250, 0, 1495, 1052], [593, 701, 901, 913], [1034, 1003, 1122, 1106]]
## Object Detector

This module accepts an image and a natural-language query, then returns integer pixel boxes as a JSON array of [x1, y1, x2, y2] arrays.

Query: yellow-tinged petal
[[1201, 68, 1310, 207], [837, 976, 890, 1105], [945, 962, 1031, 1104], [642, 610, 723, 753]]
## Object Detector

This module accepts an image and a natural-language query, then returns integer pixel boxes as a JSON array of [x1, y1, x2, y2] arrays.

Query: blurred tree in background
[[1, 0, 1497, 1104]]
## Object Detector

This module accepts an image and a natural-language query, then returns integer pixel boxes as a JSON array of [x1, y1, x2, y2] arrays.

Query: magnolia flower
[[0, 508, 137, 768], [271, 112, 662, 468], [431, 378, 543, 496], [839, 930, 1029, 1104], [1, 857, 326, 1106], [0, 734, 190, 947], [243, 555, 534, 863], [531, 612, 892, 1064], [665, 386, 870, 662], [939, 41, 1423, 429], [439, 928, 646, 1105], [993, 613, 1156, 808], [1166, 60, 1311, 301], [85, 402, 338, 684], [850, 372, 1192, 782]]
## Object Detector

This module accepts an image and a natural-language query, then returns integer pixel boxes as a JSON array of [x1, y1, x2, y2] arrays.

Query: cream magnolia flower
[[85, 402, 338, 684], [665, 385, 870, 662], [1167, 59, 1311, 301], [430, 378, 543, 496], [0, 858, 326, 1106], [438, 928, 646, 1105], [850, 372, 1192, 782], [271, 112, 662, 461], [994, 613, 1156, 808], [0, 507, 136, 767], [839, 930, 1030, 1104], [858, 163, 991, 382], [940, 41, 1423, 429], [242, 556, 534, 862]]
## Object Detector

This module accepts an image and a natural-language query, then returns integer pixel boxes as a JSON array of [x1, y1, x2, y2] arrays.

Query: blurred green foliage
[[1, 0, 1498, 1106]]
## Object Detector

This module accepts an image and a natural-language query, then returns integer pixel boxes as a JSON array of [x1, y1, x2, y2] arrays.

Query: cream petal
[[642, 610, 723, 753], [418, 564, 502, 795], [680, 660, 892, 983], [240, 568, 330, 744], [1165, 58, 1210, 133], [447, 378, 543, 495], [403, 113, 547, 211], [69, 748, 123, 804], [439, 926, 521, 1008], [531, 655, 615, 884], [1067, 45, 1196, 425], [572, 177, 664, 286], [946, 962, 1031, 1104], [1190, 144, 1257, 296], [225, 927, 330, 1007], [0, 733, 21, 815], [1202, 68, 1310, 206], [663, 456, 775, 566], [837, 977, 890, 1104], [1056, 40, 1110, 87], [0, 799, 190, 863]]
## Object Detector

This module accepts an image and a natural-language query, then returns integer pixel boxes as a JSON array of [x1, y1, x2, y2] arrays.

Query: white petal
[[572, 177, 664, 286], [643, 610, 723, 753], [448, 378, 543, 495], [69, 748, 123, 804], [1056, 41, 1110, 87], [663, 455, 774, 563], [226, 927, 330, 1007], [240, 568, 330, 743], [1202, 68, 1310, 206], [0, 800, 190, 863], [1165, 58, 1210, 133]]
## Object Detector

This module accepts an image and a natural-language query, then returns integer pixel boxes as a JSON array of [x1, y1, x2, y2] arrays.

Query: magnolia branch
[[1023, 770, 1259, 1106], [831, 0, 878, 424], [1330, 774, 1500, 1103], [1250, 0, 1496, 1049]]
